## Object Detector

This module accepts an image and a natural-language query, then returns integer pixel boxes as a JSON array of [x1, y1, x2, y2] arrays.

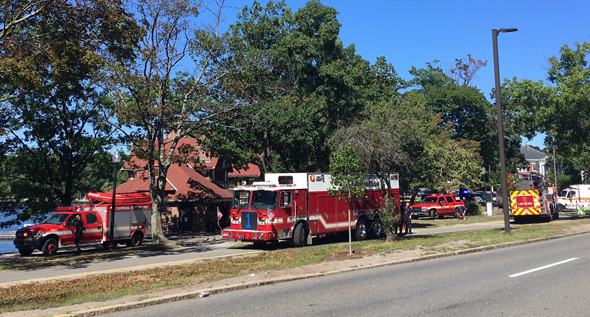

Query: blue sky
[[220, 0, 590, 148]]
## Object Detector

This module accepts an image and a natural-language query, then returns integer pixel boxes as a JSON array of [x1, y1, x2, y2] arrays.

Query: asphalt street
[[108, 233, 590, 317]]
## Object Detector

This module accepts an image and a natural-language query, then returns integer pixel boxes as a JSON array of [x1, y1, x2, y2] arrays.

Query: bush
[[466, 201, 481, 216], [381, 197, 400, 242]]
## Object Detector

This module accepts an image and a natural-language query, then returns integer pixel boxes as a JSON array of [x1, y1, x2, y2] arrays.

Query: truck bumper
[[13, 237, 42, 250], [222, 229, 277, 242]]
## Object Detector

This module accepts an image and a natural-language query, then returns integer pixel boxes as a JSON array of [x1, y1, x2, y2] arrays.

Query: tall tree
[[204, 0, 401, 173], [0, 0, 139, 222], [409, 60, 523, 183], [103, 0, 237, 245], [503, 42, 590, 176]]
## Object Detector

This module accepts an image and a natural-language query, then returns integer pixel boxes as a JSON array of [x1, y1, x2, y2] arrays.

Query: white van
[[558, 184, 590, 211]]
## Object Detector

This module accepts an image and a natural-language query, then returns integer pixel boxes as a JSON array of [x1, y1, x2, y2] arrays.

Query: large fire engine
[[510, 172, 558, 223], [222, 173, 400, 246], [13, 193, 152, 256]]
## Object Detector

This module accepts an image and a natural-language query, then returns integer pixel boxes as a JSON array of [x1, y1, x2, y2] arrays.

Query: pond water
[[0, 213, 27, 254]]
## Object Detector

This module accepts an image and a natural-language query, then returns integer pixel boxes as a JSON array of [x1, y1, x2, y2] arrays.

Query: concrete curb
[[67, 230, 590, 317]]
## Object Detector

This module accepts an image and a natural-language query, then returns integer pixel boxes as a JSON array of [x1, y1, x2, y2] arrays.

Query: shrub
[[381, 197, 400, 242], [466, 201, 481, 216]]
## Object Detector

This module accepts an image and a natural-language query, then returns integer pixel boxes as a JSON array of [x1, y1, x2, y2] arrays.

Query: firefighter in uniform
[[73, 214, 84, 254]]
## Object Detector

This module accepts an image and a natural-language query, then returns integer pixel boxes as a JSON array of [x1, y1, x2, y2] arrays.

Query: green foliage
[[503, 42, 590, 180], [381, 197, 400, 242], [465, 201, 481, 216], [0, 0, 140, 221], [205, 0, 402, 173], [329, 145, 364, 200], [409, 60, 504, 176]]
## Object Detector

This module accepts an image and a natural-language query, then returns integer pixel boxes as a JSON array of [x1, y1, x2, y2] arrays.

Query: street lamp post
[[492, 28, 518, 234], [109, 150, 121, 248]]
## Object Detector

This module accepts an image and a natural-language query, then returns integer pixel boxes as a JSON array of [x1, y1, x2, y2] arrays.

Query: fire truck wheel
[[355, 218, 368, 241], [370, 216, 384, 238], [129, 232, 144, 246], [429, 209, 436, 220], [292, 223, 308, 247], [18, 248, 34, 256], [454, 208, 461, 218], [42, 238, 58, 256]]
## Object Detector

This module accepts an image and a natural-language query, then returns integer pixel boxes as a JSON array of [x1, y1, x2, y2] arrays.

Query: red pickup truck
[[410, 194, 465, 219]]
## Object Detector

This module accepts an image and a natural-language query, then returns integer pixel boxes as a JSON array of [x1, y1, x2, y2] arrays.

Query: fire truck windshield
[[232, 191, 251, 209], [41, 213, 70, 225], [251, 191, 278, 211]]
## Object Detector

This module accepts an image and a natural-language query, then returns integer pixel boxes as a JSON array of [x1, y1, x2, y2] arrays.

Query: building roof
[[228, 163, 262, 178], [519, 145, 547, 161], [116, 163, 232, 201]]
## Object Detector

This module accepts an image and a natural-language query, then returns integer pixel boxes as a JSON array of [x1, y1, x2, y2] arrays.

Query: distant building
[[117, 136, 262, 233], [518, 142, 547, 180]]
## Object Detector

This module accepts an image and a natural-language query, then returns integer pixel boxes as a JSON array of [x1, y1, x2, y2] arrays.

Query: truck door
[[443, 196, 454, 215], [82, 212, 103, 244], [62, 213, 78, 246], [279, 191, 294, 230]]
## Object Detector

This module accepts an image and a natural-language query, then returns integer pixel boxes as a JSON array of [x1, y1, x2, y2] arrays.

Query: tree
[[329, 93, 425, 198], [409, 60, 523, 186], [0, 0, 49, 41], [449, 54, 487, 86], [102, 0, 237, 245], [203, 1, 399, 173], [329, 144, 364, 254], [0, 0, 140, 221], [503, 42, 590, 177]]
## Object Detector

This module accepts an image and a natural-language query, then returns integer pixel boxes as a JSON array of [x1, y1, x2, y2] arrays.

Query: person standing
[[73, 214, 84, 254], [403, 202, 413, 234]]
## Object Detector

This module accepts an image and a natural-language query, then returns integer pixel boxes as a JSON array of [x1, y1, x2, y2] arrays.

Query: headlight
[[32, 230, 42, 238]]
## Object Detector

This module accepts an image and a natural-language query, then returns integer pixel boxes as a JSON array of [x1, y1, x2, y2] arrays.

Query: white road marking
[[510, 258, 579, 278]]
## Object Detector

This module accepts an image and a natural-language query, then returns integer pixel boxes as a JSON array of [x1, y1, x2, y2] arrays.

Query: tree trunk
[[150, 175, 169, 245]]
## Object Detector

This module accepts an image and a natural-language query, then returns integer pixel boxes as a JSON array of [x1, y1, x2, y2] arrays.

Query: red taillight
[[138, 225, 143, 229]]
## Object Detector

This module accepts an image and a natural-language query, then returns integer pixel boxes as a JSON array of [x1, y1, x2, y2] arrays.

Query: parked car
[[410, 194, 465, 220]]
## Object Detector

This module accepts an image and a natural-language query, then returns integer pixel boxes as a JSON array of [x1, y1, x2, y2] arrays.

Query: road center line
[[510, 258, 579, 278]]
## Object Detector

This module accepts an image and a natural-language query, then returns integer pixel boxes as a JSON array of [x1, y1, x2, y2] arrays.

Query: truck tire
[[429, 209, 436, 220], [454, 208, 461, 218], [18, 248, 34, 256], [370, 216, 384, 238], [127, 232, 144, 247], [292, 222, 307, 247], [42, 238, 58, 256], [355, 218, 368, 241]]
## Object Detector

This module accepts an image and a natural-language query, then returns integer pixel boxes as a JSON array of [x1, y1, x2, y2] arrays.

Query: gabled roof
[[520, 145, 547, 161], [116, 163, 231, 201]]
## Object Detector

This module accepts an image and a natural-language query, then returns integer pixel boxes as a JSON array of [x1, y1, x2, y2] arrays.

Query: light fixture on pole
[[492, 27, 518, 234], [109, 150, 121, 248]]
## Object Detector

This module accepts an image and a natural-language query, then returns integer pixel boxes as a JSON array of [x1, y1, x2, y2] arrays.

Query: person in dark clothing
[[403, 202, 413, 234], [459, 196, 468, 220], [73, 214, 84, 254]]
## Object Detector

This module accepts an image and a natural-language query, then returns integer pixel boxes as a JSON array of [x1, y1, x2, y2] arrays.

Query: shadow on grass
[[0, 240, 232, 271]]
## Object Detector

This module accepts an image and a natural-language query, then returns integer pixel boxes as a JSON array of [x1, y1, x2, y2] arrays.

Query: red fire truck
[[13, 194, 152, 256], [510, 173, 559, 223], [222, 173, 400, 246]]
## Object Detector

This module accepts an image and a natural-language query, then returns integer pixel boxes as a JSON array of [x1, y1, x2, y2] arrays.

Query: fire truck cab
[[222, 173, 400, 246]]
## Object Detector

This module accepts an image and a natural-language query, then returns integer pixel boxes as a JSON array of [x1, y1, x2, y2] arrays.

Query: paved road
[[0, 221, 505, 286], [108, 233, 590, 317]]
